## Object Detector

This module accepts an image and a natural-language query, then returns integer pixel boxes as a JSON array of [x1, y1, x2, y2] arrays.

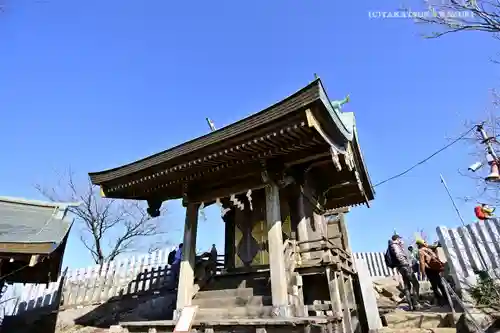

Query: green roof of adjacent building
[[0, 196, 80, 250]]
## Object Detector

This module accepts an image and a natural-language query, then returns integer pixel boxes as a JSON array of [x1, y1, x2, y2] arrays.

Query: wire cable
[[373, 125, 478, 188], [0, 263, 31, 282]]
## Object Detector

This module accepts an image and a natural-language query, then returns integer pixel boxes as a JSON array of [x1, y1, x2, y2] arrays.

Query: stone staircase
[[191, 270, 274, 320], [117, 269, 337, 332], [378, 310, 458, 333]]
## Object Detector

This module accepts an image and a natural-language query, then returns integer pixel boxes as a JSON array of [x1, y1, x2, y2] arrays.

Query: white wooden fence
[[353, 252, 399, 279], [0, 250, 403, 317], [0, 248, 174, 317], [437, 217, 500, 293]]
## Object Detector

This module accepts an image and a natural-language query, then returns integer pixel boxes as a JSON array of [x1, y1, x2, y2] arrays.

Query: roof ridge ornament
[[330, 94, 350, 114]]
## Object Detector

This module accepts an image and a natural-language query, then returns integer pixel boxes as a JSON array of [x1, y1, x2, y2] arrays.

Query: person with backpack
[[386, 234, 420, 310], [417, 239, 447, 306], [168, 243, 183, 289], [167, 246, 176, 265]]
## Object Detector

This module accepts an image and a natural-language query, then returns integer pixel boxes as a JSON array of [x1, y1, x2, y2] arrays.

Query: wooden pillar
[[338, 214, 352, 253], [223, 207, 235, 271], [291, 172, 312, 261], [326, 267, 343, 325], [175, 202, 199, 314], [265, 182, 290, 316], [313, 212, 326, 239], [296, 189, 311, 260], [300, 172, 326, 259], [338, 271, 354, 333]]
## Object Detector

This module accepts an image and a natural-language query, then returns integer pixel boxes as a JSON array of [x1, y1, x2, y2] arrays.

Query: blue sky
[[0, 0, 497, 269]]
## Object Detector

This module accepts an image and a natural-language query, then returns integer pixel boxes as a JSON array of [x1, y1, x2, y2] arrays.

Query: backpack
[[422, 248, 444, 272], [167, 249, 176, 265], [384, 246, 397, 269]]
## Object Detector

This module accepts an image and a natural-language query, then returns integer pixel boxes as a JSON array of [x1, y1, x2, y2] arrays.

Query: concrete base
[[121, 317, 338, 333], [173, 309, 181, 321], [108, 325, 125, 333], [296, 305, 309, 317], [272, 305, 293, 317], [354, 258, 383, 331]]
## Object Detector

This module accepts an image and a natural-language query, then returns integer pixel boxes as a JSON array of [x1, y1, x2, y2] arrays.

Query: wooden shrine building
[[0, 197, 78, 291], [89, 78, 375, 333]]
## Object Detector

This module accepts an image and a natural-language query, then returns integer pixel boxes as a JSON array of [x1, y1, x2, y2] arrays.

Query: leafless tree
[[35, 169, 168, 266], [406, 0, 500, 201], [458, 91, 500, 206], [413, 0, 500, 39]]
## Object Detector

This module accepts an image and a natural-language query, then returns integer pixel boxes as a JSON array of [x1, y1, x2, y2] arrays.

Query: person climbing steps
[[417, 239, 447, 307], [385, 234, 421, 310]]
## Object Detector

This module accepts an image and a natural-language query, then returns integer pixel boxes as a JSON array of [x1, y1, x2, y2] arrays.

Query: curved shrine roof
[[90, 79, 352, 183], [0, 197, 79, 253], [88, 78, 375, 206]]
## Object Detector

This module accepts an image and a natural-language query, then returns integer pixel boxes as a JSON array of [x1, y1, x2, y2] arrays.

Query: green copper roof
[[0, 197, 80, 248]]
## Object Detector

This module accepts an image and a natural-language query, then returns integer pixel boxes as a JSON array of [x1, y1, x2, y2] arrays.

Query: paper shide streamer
[[199, 202, 207, 221], [230, 194, 245, 211], [214, 190, 252, 219], [246, 189, 253, 211], [215, 198, 231, 218]]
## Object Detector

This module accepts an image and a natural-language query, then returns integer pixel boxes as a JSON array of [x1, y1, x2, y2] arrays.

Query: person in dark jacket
[[389, 235, 420, 310], [210, 244, 218, 262], [209, 244, 218, 274], [171, 243, 183, 289]]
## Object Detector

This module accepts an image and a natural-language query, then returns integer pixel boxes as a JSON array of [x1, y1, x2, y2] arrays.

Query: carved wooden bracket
[[330, 147, 342, 172], [261, 169, 271, 185], [343, 144, 355, 171], [146, 198, 162, 217], [277, 174, 295, 188], [261, 161, 295, 190], [181, 183, 189, 206]]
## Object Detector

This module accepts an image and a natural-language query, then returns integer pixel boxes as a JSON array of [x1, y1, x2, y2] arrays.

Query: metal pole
[[440, 175, 498, 289], [443, 278, 484, 333], [439, 174, 467, 226], [476, 124, 498, 161], [439, 175, 483, 315], [441, 277, 456, 323]]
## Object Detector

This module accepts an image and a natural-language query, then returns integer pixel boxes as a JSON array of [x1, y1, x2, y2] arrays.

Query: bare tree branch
[[410, 0, 500, 39], [34, 169, 168, 266], [457, 91, 500, 206]]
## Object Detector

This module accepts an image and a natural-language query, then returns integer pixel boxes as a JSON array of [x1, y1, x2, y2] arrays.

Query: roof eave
[[89, 79, 323, 186], [352, 129, 375, 202], [88, 77, 375, 209], [0, 196, 81, 209]]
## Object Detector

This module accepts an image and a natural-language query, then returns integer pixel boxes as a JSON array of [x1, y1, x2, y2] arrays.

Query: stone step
[[192, 295, 272, 308], [194, 288, 255, 299], [119, 317, 334, 333], [377, 328, 456, 333], [195, 306, 274, 320], [383, 311, 455, 329], [202, 270, 271, 291]]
